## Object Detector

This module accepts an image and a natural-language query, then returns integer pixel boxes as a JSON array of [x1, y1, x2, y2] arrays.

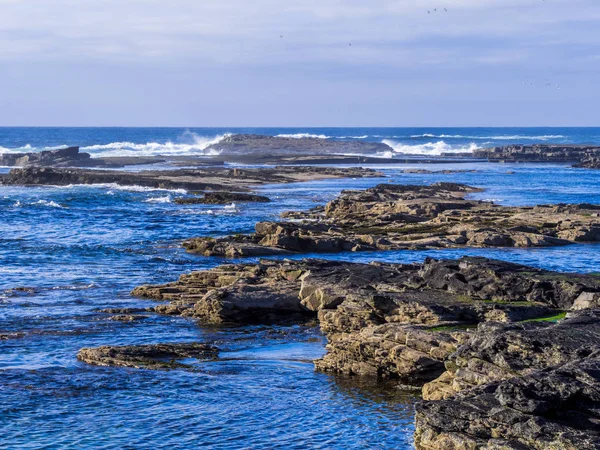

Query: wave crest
[[382, 140, 478, 155]]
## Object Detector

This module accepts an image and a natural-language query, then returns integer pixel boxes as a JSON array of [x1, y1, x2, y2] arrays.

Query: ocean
[[1, 127, 600, 157], [1, 128, 600, 449]]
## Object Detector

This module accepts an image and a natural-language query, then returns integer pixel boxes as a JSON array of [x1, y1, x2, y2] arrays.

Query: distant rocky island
[[2, 138, 600, 169]]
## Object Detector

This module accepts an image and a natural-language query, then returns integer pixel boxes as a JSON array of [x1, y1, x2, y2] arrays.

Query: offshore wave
[[81, 133, 228, 156], [382, 140, 479, 155], [276, 133, 330, 139], [410, 134, 566, 141]]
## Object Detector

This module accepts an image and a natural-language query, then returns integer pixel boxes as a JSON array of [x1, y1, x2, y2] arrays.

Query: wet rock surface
[[577, 156, 600, 169], [0, 166, 382, 191], [183, 182, 600, 257], [77, 343, 219, 369], [174, 191, 271, 205], [128, 256, 600, 448]]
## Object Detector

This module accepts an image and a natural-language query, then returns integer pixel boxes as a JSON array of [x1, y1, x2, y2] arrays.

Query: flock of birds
[[278, 3, 561, 90]]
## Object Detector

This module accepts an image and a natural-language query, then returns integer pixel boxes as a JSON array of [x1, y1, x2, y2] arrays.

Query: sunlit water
[[1, 161, 600, 449]]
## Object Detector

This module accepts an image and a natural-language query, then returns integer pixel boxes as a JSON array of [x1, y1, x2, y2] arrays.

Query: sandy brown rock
[[77, 343, 219, 369], [183, 183, 600, 257]]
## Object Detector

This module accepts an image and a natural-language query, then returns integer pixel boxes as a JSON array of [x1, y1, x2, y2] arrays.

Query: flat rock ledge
[[130, 256, 600, 448], [0, 166, 382, 191], [77, 343, 219, 369], [174, 192, 270, 205], [182, 182, 600, 257]]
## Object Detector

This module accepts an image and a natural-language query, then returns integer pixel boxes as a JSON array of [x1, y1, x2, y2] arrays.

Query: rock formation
[[0, 166, 382, 191], [0, 147, 108, 168], [205, 133, 393, 156], [473, 144, 600, 164], [126, 256, 600, 448], [174, 192, 270, 205], [182, 183, 600, 257], [77, 343, 219, 369]]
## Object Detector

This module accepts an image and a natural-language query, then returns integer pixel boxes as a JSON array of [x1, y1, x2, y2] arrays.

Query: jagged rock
[[576, 156, 600, 169], [416, 350, 600, 449], [132, 257, 600, 383], [174, 192, 270, 204], [77, 343, 219, 369], [183, 183, 600, 257]]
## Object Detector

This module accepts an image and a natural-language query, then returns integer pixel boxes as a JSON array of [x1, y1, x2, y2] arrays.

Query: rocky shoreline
[[76, 255, 600, 449], [0, 166, 383, 192], [4, 139, 600, 170], [181, 182, 600, 257]]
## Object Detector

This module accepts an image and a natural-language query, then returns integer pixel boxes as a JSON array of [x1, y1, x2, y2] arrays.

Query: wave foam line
[[382, 140, 479, 155]]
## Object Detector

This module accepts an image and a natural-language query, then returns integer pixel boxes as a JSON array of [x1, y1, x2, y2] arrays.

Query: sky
[[0, 0, 599, 127]]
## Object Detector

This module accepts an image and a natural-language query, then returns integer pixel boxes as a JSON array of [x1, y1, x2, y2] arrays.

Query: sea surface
[[1, 126, 600, 157], [1, 128, 600, 449]]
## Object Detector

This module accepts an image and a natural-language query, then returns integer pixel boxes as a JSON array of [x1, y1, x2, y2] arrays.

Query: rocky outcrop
[[0, 166, 382, 191], [129, 257, 600, 447], [174, 192, 270, 205], [576, 156, 600, 169], [473, 144, 600, 164], [0, 147, 110, 168], [205, 133, 393, 156], [77, 343, 219, 369], [183, 183, 600, 257]]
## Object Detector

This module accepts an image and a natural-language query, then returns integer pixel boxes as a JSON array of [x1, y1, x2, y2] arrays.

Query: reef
[[182, 182, 600, 257], [0, 166, 383, 191], [473, 144, 600, 165]]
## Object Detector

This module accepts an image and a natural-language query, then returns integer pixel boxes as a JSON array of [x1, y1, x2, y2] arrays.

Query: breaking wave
[[382, 140, 479, 155], [410, 134, 566, 141], [81, 133, 228, 157], [144, 195, 172, 204]]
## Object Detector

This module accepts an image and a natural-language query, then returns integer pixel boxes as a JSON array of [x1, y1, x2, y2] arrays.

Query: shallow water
[[1, 161, 600, 449]]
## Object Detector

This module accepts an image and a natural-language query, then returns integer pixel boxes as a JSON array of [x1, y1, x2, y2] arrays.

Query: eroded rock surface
[[77, 343, 219, 369], [0, 147, 109, 168], [127, 257, 600, 447], [183, 183, 600, 257], [473, 144, 600, 164]]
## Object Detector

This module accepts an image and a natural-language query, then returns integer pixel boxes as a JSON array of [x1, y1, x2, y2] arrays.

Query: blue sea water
[[1, 126, 600, 157], [1, 128, 600, 449]]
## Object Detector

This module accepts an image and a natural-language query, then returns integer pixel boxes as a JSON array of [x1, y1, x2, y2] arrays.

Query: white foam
[[144, 195, 172, 204], [382, 140, 479, 155], [276, 133, 330, 139], [223, 203, 238, 211], [80, 133, 229, 157], [409, 134, 566, 141], [32, 200, 64, 208], [46, 183, 187, 194]]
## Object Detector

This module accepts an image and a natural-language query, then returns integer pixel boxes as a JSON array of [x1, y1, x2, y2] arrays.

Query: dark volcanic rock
[[0, 147, 109, 168], [473, 144, 600, 165], [415, 351, 600, 450], [175, 192, 270, 205], [182, 182, 600, 257], [0, 166, 382, 191], [576, 156, 600, 169], [205, 133, 393, 156], [77, 343, 219, 369]]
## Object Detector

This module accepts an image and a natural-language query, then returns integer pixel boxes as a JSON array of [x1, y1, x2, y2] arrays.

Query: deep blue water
[[1, 128, 600, 449], [1, 126, 600, 157]]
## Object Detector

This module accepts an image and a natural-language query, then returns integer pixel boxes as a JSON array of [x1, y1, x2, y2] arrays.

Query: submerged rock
[[77, 343, 219, 369], [174, 192, 270, 205], [182, 183, 600, 257]]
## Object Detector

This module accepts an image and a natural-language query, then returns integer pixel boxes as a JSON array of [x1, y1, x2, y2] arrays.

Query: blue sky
[[0, 0, 599, 126]]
